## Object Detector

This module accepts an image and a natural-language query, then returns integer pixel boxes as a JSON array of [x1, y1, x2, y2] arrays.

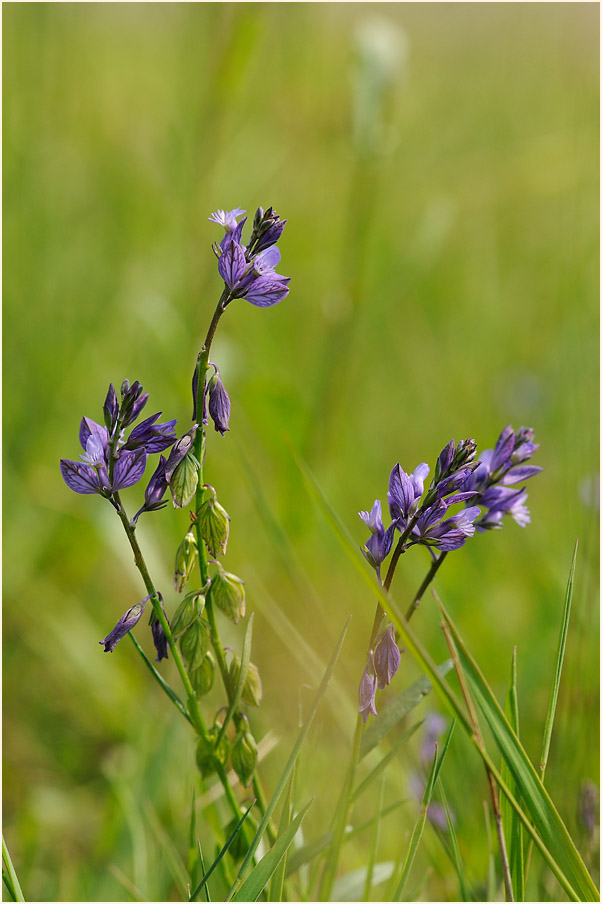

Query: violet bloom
[[149, 595, 169, 662], [100, 596, 150, 652], [358, 655, 378, 723], [208, 207, 246, 231], [122, 412, 177, 453], [413, 501, 481, 551], [61, 418, 147, 498], [359, 500, 396, 574], [133, 455, 169, 522], [388, 462, 430, 527], [373, 624, 401, 689]]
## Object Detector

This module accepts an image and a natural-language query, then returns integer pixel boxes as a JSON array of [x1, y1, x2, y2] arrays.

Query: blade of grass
[[392, 732, 447, 900], [2, 837, 24, 903], [438, 779, 470, 901], [196, 840, 211, 903], [188, 801, 256, 902], [231, 800, 313, 902], [294, 453, 593, 900], [268, 767, 296, 902], [440, 599, 598, 902], [501, 647, 525, 901], [226, 617, 350, 901], [352, 722, 422, 803], [128, 632, 193, 725], [483, 800, 498, 902], [363, 777, 386, 901], [360, 663, 453, 759]]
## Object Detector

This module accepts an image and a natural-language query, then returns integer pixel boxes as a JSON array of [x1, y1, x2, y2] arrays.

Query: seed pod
[[231, 728, 258, 787], [180, 617, 210, 669], [196, 729, 228, 780], [171, 591, 205, 638], [228, 656, 263, 708], [174, 530, 199, 592], [197, 485, 230, 557], [189, 652, 215, 697], [208, 563, 245, 624]]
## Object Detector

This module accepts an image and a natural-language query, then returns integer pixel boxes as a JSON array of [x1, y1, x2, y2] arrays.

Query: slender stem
[[405, 552, 447, 621], [112, 493, 208, 738], [440, 616, 514, 902]]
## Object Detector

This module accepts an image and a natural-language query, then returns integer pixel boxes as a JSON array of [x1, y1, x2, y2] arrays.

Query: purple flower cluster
[[60, 380, 179, 519], [209, 206, 290, 308], [359, 426, 542, 578]]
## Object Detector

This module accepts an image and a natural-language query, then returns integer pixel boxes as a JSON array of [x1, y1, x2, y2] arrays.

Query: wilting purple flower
[[414, 502, 481, 551], [122, 412, 178, 453], [373, 624, 401, 689], [165, 426, 198, 484], [359, 500, 396, 572], [149, 595, 169, 662], [358, 655, 378, 723], [133, 455, 169, 522], [388, 462, 429, 525], [207, 368, 231, 436], [100, 596, 150, 652]]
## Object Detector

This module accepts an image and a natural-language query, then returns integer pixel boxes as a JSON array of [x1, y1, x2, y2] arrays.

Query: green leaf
[[438, 779, 470, 901], [440, 601, 598, 902], [501, 647, 525, 901], [188, 802, 255, 902], [226, 618, 350, 901], [268, 768, 296, 902], [231, 801, 312, 902], [360, 663, 453, 759]]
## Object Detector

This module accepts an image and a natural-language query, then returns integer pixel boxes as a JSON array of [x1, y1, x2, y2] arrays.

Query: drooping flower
[[207, 367, 231, 436], [133, 455, 169, 522], [373, 624, 402, 689], [149, 595, 170, 662], [358, 655, 378, 723], [99, 596, 150, 652]]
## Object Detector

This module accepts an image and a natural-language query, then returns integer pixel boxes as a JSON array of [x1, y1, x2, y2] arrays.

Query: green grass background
[[3, 3, 599, 901]]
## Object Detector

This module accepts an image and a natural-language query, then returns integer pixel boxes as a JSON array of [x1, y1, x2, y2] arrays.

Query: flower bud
[[180, 616, 210, 669], [373, 624, 401, 689], [197, 485, 230, 557], [171, 591, 205, 637], [208, 563, 245, 624], [189, 653, 215, 697], [103, 383, 119, 433], [228, 656, 263, 707], [174, 530, 199, 592], [231, 727, 258, 787], [196, 728, 228, 780], [207, 369, 231, 436]]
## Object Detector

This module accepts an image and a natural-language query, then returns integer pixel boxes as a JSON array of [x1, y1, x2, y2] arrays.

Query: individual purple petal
[[388, 464, 415, 521], [124, 412, 178, 453], [60, 459, 102, 494], [112, 448, 147, 491], [359, 500, 384, 534], [501, 465, 543, 485], [103, 383, 119, 432], [81, 434, 106, 467], [208, 207, 246, 230], [218, 239, 247, 289], [254, 218, 286, 253], [253, 246, 281, 274], [436, 440, 455, 480], [411, 463, 430, 498], [374, 624, 401, 689], [490, 425, 515, 473], [242, 275, 290, 308], [99, 596, 150, 652], [79, 418, 108, 455], [363, 523, 395, 568]]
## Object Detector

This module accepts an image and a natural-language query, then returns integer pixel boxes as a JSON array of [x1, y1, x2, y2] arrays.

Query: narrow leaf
[[188, 802, 255, 902], [128, 632, 193, 725], [501, 647, 525, 901], [268, 767, 295, 902], [231, 801, 312, 902], [438, 779, 470, 901], [2, 838, 23, 903]]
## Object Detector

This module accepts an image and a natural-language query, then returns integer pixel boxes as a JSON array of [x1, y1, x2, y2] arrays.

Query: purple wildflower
[[100, 596, 150, 652], [414, 502, 481, 551], [359, 500, 396, 572], [133, 455, 169, 522], [373, 624, 401, 689], [388, 462, 429, 526], [149, 595, 169, 662], [208, 208, 246, 231]]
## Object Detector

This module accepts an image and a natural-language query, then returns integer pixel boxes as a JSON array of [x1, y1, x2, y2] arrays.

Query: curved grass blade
[[2, 836, 24, 903], [128, 632, 193, 725], [440, 600, 598, 902], [188, 801, 256, 902], [231, 800, 313, 902], [360, 663, 453, 759], [501, 647, 525, 901], [268, 767, 296, 902], [226, 618, 350, 901]]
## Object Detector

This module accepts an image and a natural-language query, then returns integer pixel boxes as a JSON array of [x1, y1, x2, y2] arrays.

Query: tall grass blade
[[231, 800, 313, 902], [438, 779, 470, 901], [501, 647, 525, 901], [188, 802, 256, 902], [196, 840, 211, 903], [363, 777, 385, 900], [483, 800, 498, 902], [226, 618, 350, 900], [360, 664, 453, 759], [540, 539, 577, 780], [439, 600, 598, 902], [128, 632, 193, 725], [392, 731, 449, 900], [268, 767, 296, 902], [2, 837, 24, 903]]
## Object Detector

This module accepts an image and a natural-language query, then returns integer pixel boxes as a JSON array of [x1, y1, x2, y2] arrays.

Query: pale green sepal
[[170, 453, 200, 508], [208, 563, 245, 624], [198, 485, 231, 557]]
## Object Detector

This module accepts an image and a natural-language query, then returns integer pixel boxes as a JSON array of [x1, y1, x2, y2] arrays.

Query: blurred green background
[[3, 3, 599, 901]]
